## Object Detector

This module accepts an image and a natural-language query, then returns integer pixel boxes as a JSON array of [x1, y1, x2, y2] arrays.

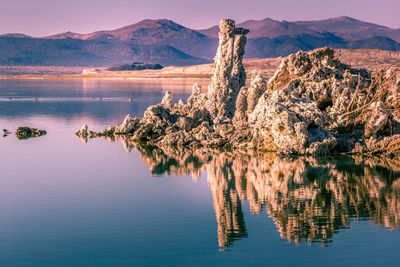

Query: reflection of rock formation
[[103, 136, 400, 246], [206, 153, 248, 247]]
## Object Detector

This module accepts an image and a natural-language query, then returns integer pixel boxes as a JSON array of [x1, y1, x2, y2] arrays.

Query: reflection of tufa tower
[[206, 154, 247, 247]]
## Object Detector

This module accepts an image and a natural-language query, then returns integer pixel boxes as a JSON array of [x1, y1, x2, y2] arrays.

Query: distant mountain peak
[[334, 16, 357, 21], [122, 18, 184, 29], [295, 16, 390, 30], [263, 17, 278, 22], [0, 33, 31, 38]]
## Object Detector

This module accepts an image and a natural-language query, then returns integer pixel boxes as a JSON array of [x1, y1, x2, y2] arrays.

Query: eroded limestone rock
[[233, 86, 248, 124], [205, 19, 248, 119], [161, 91, 174, 108], [249, 87, 332, 154], [247, 73, 267, 115], [187, 83, 206, 109], [249, 47, 400, 155], [364, 101, 389, 138], [80, 18, 400, 155]]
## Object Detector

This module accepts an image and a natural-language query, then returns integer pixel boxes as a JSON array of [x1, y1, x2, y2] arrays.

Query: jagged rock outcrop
[[187, 83, 206, 109], [205, 19, 248, 120], [249, 47, 400, 155], [249, 87, 335, 155], [247, 73, 267, 115], [82, 17, 400, 155], [233, 72, 267, 125], [87, 18, 251, 149], [232, 87, 248, 124], [161, 91, 174, 108]]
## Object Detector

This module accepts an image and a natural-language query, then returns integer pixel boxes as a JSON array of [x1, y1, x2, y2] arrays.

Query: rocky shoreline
[[78, 18, 400, 156]]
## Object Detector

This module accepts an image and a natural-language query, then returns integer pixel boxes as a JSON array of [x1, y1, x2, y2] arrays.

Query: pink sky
[[1, 0, 399, 37]]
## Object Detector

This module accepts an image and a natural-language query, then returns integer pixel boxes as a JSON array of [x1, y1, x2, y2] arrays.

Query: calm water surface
[[0, 79, 399, 266]]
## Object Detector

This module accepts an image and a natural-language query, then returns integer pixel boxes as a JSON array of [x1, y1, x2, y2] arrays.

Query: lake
[[0, 79, 399, 266]]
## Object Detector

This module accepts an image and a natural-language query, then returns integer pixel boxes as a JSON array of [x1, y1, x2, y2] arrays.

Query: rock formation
[[249, 48, 400, 155], [86, 18, 251, 149], [161, 91, 174, 108], [82, 18, 400, 156], [75, 124, 88, 143], [233, 72, 267, 125], [16, 127, 46, 139], [205, 19, 248, 120]]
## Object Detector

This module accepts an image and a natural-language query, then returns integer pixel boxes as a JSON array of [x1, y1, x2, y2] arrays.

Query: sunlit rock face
[[249, 47, 400, 154], [249, 48, 363, 154], [233, 73, 267, 125], [205, 19, 248, 120], [107, 138, 400, 246]]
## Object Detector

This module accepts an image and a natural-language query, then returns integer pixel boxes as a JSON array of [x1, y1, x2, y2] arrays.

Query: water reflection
[[101, 135, 400, 247]]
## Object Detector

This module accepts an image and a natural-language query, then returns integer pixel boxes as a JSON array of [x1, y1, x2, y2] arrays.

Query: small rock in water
[[16, 127, 46, 139], [75, 124, 88, 136], [75, 124, 89, 143]]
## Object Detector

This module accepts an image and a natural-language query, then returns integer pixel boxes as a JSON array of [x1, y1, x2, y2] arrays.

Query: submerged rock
[[16, 127, 46, 139]]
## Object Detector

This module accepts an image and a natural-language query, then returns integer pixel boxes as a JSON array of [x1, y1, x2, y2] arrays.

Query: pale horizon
[[0, 0, 399, 37]]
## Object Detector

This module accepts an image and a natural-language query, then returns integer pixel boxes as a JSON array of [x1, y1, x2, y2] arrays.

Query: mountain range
[[0, 16, 399, 67]]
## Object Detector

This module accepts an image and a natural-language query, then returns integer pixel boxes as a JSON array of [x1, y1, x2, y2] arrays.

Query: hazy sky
[[0, 0, 398, 36]]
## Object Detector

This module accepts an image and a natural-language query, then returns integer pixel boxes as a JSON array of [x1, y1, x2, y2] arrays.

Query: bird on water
[[3, 129, 11, 136]]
